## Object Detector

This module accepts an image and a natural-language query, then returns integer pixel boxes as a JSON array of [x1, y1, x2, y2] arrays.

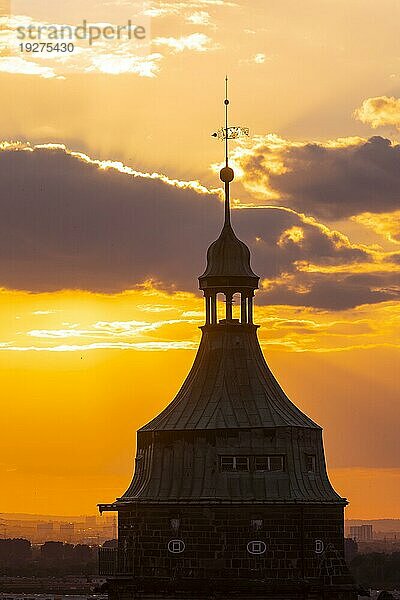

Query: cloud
[[0, 15, 160, 78], [185, 11, 213, 26], [260, 271, 399, 311], [2, 287, 400, 354], [0, 14, 218, 79], [354, 96, 400, 130], [145, 1, 237, 18], [0, 341, 197, 352], [232, 134, 400, 219], [86, 52, 162, 77], [0, 142, 220, 294], [153, 33, 218, 53], [353, 210, 400, 245], [0, 56, 60, 79], [26, 317, 200, 339], [239, 53, 268, 65], [253, 53, 266, 64], [0, 142, 398, 310]]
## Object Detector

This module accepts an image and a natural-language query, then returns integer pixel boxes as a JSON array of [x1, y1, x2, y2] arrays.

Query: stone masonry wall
[[108, 503, 356, 599]]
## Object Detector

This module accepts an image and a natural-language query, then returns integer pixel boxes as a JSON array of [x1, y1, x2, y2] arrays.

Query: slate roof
[[140, 322, 319, 432]]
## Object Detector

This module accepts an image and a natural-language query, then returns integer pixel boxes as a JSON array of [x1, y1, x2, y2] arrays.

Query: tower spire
[[202, 86, 257, 326], [222, 76, 233, 226], [224, 75, 229, 168], [212, 77, 249, 228]]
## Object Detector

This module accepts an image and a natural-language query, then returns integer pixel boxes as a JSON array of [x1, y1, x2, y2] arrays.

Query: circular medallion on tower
[[247, 540, 267, 555], [168, 539, 185, 553], [220, 166, 234, 183]]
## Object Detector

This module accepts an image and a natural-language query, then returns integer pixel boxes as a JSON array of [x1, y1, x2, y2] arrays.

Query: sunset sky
[[0, 0, 399, 519]]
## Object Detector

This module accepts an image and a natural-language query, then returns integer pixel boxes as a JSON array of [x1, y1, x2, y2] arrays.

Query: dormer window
[[220, 456, 249, 471], [220, 455, 285, 472], [306, 455, 316, 473], [255, 455, 285, 472], [235, 457, 249, 471]]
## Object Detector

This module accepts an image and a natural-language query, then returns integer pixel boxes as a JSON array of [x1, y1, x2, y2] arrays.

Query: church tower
[[99, 83, 357, 600]]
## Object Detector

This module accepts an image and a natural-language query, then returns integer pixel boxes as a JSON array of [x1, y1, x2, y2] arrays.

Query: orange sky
[[0, 0, 399, 518], [1, 286, 398, 518]]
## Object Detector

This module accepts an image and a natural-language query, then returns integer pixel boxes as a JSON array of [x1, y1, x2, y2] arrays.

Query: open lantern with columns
[[199, 218, 259, 325]]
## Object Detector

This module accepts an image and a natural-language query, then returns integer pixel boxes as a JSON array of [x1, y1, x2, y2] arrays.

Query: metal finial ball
[[220, 166, 234, 183], [224, 99, 229, 105]]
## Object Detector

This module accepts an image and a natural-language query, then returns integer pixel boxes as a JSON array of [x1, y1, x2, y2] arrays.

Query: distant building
[[37, 521, 53, 533], [350, 525, 373, 541], [60, 522, 74, 541], [36, 522, 54, 542]]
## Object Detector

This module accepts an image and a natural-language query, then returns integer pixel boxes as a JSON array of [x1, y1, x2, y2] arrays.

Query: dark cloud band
[[1, 145, 398, 310], [239, 135, 400, 220]]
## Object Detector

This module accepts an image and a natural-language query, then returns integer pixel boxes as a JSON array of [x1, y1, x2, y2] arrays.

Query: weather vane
[[212, 77, 249, 224], [212, 76, 249, 170]]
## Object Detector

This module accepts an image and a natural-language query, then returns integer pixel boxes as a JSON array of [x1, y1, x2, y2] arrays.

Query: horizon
[[4, 512, 400, 523]]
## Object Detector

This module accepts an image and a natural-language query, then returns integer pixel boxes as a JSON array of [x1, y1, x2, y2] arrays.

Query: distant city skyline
[[0, 513, 116, 545]]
